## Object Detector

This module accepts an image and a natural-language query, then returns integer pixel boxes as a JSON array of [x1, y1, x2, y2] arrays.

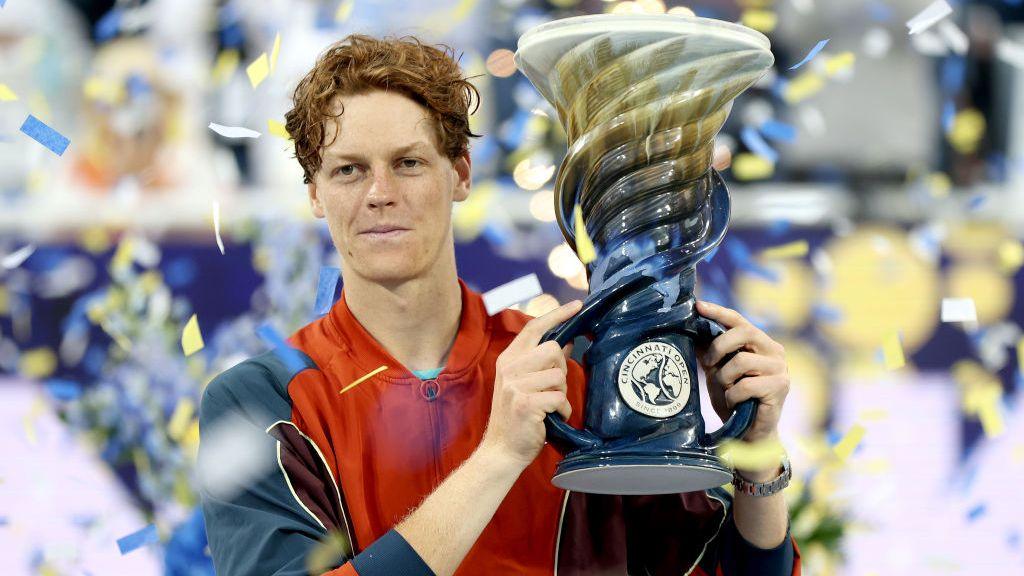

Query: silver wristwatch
[[731, 456, 792, 497]]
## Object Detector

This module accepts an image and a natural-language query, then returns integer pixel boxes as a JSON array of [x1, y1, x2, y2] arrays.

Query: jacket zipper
[[420, 378, 444, 485]]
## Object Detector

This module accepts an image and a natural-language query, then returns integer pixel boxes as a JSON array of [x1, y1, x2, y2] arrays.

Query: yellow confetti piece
[[717, 437, 786, 471], [79, 226, 112, 254], [181, 420, 200, 455], [270, 33, 281, 74], [741, 9, 777, 33], [307, 531, 353, 575], [83, 77, 124, 105], [267, 119, 291, 140], [111, 238, 134, 272], [0, 84, 19, 102], [1017, 337, 1024, 372], [0, 287, 7, 315], [832, 423, 865, 462], [335, 0, 355, 22], [732, 153, 775, 181], [824, 51, 856, 77], [340, 365, 387, 395], [783, 72, 826, 104], [181, 314, 205, 357], [19, 348, 57, 379], [978, 402, 1005, 438], [947, 108, 986, 155], [246, 53, 270, 89], [168, 398, 196, 442], [928, 172, 952, 197], [859, 408, 889, 422], [881, 332, 905, 370], [211, 49, 240, 86], [573, 205, 596, 264], [761, 240, 809, 260], [997, 240, 1024, 275]]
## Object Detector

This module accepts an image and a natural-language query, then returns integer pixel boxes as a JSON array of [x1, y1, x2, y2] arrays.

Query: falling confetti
[[0, 84, 17, 101], [339, 365, 388, 395], [181, 314, 205, 357], [482, 273, 543, 316], [1, 244, 35, 269], [906, 0, 953, 35], [833, 423, 865, 462], [314, 266, 341, 316], [789, 39, 830, 70], [19, 114, 70, 156], [270, 33, 282, 73], [168, 398, 196, 442], [208, 123, 261, 139], [881, 332, 905, 370], [941, 298, 977, 323], [246, 53, 270, 88], [117, 524, 160, 555], [486, 49, 517, 77], [335, 0, 355, 22], [718, 437, 786, 471], [267, 119, 291, 140], [212, 201, 225, 255], [760, 240, 809, 260], [731, 153, 775, 180]]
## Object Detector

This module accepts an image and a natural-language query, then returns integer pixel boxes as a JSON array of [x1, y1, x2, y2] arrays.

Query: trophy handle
[[684, 314, 759, 449], [539, 271, 658, 452]]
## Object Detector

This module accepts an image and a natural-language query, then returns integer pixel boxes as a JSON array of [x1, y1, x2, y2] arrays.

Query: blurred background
[[0, 0, 1023, 574]]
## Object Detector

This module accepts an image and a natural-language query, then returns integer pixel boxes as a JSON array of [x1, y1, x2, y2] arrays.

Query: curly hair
[[285, 34, 482, 184]]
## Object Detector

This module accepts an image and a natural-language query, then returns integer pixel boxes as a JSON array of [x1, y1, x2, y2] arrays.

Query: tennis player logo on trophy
[[514, 12, 775, 495]]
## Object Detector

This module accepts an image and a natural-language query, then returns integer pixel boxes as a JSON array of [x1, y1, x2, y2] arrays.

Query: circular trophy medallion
[[617, 341, 691, 418]]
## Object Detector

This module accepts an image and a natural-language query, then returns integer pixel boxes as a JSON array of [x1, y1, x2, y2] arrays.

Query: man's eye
[[400, 158, 421, 169], [338, 165, 356, 176]]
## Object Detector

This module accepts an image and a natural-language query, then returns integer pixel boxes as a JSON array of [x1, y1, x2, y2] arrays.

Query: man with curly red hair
[[199, 34, 799, 576]]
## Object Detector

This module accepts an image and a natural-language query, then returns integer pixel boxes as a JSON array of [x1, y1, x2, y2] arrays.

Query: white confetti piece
[[937, 20, 968, 56], [995, 38, 1024, 70], [208, 122, 261, 139], [906, 0, 953, 36], [212, 201, 225, 255], [942, 298, 977, 323], [198, 412, 277, 501], [482, 273, 543, 316], [2, 244, 35, 269]]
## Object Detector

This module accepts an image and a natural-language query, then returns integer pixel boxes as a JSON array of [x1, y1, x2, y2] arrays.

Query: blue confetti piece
[[94, 8, 123, 42], [740, 125, 779, 163], [256, 323, 307, 375], [19, 115, 70, 156], [942, 100, 956, 133], [966, 503, 987, 522], [0, 517, 8, 526], [44, 379, 82, 401], [789, 39, 830, 71], [867, 1, 893, 21], [941, 56, 967, 94], [759, 120, 797, 143], [966, 193, 987, 211], [1008, 530, 1020, 549], [314, 266, 341, 316], [767, 219, 792, 236], [0, 1, 6, 8], [117, 524, 159, 555]]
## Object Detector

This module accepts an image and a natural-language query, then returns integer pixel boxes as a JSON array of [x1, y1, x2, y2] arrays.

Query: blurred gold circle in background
[[734, 258, 815, 332], [818, 226, 940, 354], [945, 262, 1014, 326]]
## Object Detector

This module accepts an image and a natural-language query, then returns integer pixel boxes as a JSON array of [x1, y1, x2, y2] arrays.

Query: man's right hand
[[481, 299, 583, 469]]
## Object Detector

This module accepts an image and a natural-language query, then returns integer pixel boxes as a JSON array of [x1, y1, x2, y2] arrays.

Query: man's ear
[[452, 152, 472, 203], [307, 182, 325, 218]]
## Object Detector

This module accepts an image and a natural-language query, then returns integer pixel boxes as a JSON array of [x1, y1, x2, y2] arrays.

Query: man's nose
[[365, 170, 397, 209]]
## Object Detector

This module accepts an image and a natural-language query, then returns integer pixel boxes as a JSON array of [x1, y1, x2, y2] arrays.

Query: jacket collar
[[325, 278, 491, 385]]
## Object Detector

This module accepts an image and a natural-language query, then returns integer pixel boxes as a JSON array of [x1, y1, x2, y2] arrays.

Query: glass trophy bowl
[[514, 14, 775, 495]]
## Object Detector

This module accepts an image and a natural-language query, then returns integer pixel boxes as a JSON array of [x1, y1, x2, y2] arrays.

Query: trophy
[[514, 14, 775, 495]]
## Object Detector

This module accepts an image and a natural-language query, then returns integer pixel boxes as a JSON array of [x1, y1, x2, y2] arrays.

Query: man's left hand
[[694, 300, 789, 444]]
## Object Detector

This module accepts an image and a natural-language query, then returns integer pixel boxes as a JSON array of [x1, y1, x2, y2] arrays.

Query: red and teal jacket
[[199, 279, 802, 575]]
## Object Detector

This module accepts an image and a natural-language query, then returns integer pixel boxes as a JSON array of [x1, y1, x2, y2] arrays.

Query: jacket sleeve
[[198, 361, 436, 576], [696, 513, 802, 576]]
